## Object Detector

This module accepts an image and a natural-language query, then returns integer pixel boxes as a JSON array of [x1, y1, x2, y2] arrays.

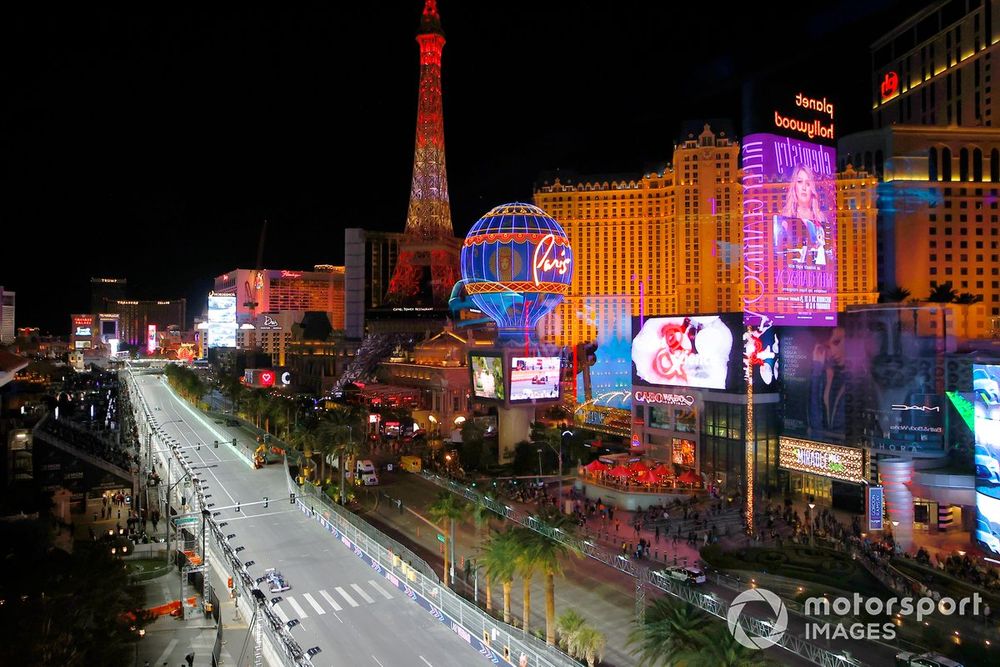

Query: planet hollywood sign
[[632, 390, 695, 407]]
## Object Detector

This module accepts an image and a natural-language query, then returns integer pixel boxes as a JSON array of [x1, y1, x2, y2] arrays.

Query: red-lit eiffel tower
[[385, 0, 461, 307]]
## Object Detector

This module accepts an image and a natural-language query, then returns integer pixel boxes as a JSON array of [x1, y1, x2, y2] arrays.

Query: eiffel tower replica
[[384, 0, 461, 310]]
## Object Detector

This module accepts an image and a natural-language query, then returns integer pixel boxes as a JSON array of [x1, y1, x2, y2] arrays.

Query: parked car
[[895, 650, 963, 667], [658, 566, 706, 585], [976, 516, 1000, 554], [975, 445, 1000, 483]]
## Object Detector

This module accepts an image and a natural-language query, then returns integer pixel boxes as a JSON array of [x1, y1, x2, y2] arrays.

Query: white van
[[356, 459, 378, 486]]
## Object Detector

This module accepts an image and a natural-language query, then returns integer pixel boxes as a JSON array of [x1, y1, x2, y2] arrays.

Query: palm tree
[[879, 286, 911, 303], [568, 625, 606, 667], [479, 528, 517, 620], [928, 281, 959, 303], [288, 427, 321, 483], [687, 630, 777, 667], [427, 492, 470, 588], [955, 292, 982, 304], [555, 609, 585, 653], [317, 415, 361, 505], [628, 596, 712, 667], [512, 527, 539, 634], [528, 510, 579, 645]]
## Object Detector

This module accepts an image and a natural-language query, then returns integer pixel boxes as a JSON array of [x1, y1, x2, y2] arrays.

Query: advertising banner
[[631, 315, 733, 390], [509, 356, 560, 402], [975, 364, 1000, 556], [781, 309, 943, 449], [470, 354, 505, 401], [207, 294, 237, 349], [868, 486, 884, 531], [742, 133, 837, 327], [778, 436, 866, 484]]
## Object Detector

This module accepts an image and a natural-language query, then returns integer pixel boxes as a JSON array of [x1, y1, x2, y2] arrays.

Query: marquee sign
[[868, 486, 884, 531], [632, 390, 695, 406], [778, 437, 866, 484]]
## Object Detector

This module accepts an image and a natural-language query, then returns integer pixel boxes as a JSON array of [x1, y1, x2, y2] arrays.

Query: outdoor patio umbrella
[[629, 460, 650, 473], [607, 465, 632, 478], [634, 469, 657, 484], [677, 469, 701, 485], [651, 463, 672, 477], [583, 459, 609, 473]]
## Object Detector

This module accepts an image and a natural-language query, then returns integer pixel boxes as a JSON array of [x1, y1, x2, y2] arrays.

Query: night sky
[[2, 0, 927, 333]]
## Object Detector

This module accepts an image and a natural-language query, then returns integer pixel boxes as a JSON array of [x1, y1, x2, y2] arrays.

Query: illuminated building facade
[[0, 286, 14, 344], [871, 0, 997, 129], [212, 266, 345, 330], [344, 228, 405, 339], [535, 122, 879, 349], [103, 299, 185, 347], [235, 311, 296, 366]]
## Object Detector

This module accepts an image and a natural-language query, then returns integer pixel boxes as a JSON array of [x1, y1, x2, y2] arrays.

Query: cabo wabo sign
[[778, 437, 866, 484]]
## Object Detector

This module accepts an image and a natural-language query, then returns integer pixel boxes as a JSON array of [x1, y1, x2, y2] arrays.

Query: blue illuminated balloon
[[460, 203, 573, 342]]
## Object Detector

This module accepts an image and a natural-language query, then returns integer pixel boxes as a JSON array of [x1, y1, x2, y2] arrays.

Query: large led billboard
[[510, 356, 561, 402], [470, 354, 505, 402], [778, 437, 866, 484], [631, 315, 733, 390], [207, 293, 237, 349], [781, 309, 943, 449], [975, 364, 1000, 556], [742, 133, 837, 327]]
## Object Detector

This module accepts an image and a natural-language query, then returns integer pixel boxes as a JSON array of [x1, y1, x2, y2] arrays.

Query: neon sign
[[280, 270, 303, 278], [880, 72, 899, 101], [772, 92, 836, 141], [778, 437, 866, 484], [632, 390, 695, 406], [532, 233, 572, 286]]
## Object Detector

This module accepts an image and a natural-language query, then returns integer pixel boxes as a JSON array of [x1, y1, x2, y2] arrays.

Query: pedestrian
[[185, 652, 195, 667], [655, 526, 660, 543]]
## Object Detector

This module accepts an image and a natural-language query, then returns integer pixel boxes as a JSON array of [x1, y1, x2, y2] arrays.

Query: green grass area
[[701, 544, 888, 596], [126, 559, 170, 581]]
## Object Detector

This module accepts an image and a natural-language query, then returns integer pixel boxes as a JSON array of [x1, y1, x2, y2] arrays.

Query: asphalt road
[[134, 373, 480, 667]]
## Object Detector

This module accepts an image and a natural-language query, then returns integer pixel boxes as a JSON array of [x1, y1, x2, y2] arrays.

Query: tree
[[527, 509, 579, 645], [879, 286, 911, 303], [512, 526, 540, 634], [686, 630, 777, 667], [320, 407, 366, 505], [427, 491, 470, 588], [568, 625, 606, 667], [955, 292, 983, 304], [288, 426, 321, 484], [460, 419, 486, 471], [479, 528, 518, 620], [628, 596, 712, 666], [555, 609, 585, 653], [928, 281, 959, 303]]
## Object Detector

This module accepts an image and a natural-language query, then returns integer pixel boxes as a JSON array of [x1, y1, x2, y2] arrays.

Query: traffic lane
[[137, 380, 478, 667]]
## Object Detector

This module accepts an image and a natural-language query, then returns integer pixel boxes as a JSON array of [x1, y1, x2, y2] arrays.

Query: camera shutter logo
[[727, 588, 788, 650]]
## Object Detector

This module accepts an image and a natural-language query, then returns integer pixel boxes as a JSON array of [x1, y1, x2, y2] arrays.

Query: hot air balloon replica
[[460, 203, 573, 344], [460, 202, 574, 461]]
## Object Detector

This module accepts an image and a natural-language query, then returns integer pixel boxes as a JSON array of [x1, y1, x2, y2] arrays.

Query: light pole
[[537, 448, 543, 483], [339, 425, 353, 506], [808, 502, 816, 545]]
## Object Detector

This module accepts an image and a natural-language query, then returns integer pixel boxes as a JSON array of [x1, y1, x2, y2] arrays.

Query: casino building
[[212, 266, 345, 330]]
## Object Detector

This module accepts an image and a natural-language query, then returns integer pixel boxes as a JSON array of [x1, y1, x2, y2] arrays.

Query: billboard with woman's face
[[742, 133, 837, 327], [781, 309, 943, 450]]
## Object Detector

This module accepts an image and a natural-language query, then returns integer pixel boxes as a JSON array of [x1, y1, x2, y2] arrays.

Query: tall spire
[[384, 1, 460, 307]]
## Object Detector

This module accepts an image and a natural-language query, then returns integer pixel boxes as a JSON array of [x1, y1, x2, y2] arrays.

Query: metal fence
[[294, 465, 578, 667], [419, 471, 866, 667]]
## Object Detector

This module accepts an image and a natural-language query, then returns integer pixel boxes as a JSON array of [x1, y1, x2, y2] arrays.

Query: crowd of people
[[39, 414, 139, 472]]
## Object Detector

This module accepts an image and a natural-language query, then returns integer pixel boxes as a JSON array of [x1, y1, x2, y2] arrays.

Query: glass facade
[[700, 401, 780, 494]]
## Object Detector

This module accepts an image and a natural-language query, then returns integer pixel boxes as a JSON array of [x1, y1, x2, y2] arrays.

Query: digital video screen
[[471, 354, 505, 401], [631, 315, 733, 390], [976, 364, 1000, 556], [510, 356, 560, 402], [208, 294, 237, 348]]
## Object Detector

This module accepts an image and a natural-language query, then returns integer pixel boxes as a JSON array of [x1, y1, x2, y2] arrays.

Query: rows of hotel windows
[[927, 146, 1000, 181]]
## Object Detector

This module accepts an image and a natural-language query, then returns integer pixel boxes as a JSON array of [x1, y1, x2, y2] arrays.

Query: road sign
[[173, 516, 198, 528], [436, 533, 445, 543]]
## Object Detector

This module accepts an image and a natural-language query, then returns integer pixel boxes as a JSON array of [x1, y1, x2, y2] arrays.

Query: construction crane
[[242, 219, 268, 316]]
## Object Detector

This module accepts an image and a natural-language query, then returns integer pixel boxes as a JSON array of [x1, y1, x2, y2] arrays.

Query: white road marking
[[302, 593, 326, 615], [335, 586, 359, 607], [273, 604, 290, 624], [351, 583, 375, 604], [419, 656, 433, 667], [286, 596, 308, 618], [154, 638, 178, 667], [368, 579, 393, 599], [372, 656, 385, 667], [319, 589, 343, 611]]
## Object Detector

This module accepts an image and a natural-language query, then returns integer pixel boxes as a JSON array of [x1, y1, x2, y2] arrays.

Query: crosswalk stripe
[[319, 589, 342, 611], [335, 586, 359, 607], [351, 583, 375, 604], [273, 604, 290, 624], [302, 593, 326, 615], [368, 579, 393, 599], [286, 596, 308, 618]]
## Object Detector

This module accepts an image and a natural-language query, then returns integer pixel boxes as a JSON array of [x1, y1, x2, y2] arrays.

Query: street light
[[808, 502, 816, 545]]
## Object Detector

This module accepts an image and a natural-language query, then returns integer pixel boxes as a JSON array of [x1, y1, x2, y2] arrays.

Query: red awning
[[677, 469, 701, 485], [634, 470, 658, 484], [651, 464, 672, 477], [607, 465, 632, 478], [629, 461, 650, 473]]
